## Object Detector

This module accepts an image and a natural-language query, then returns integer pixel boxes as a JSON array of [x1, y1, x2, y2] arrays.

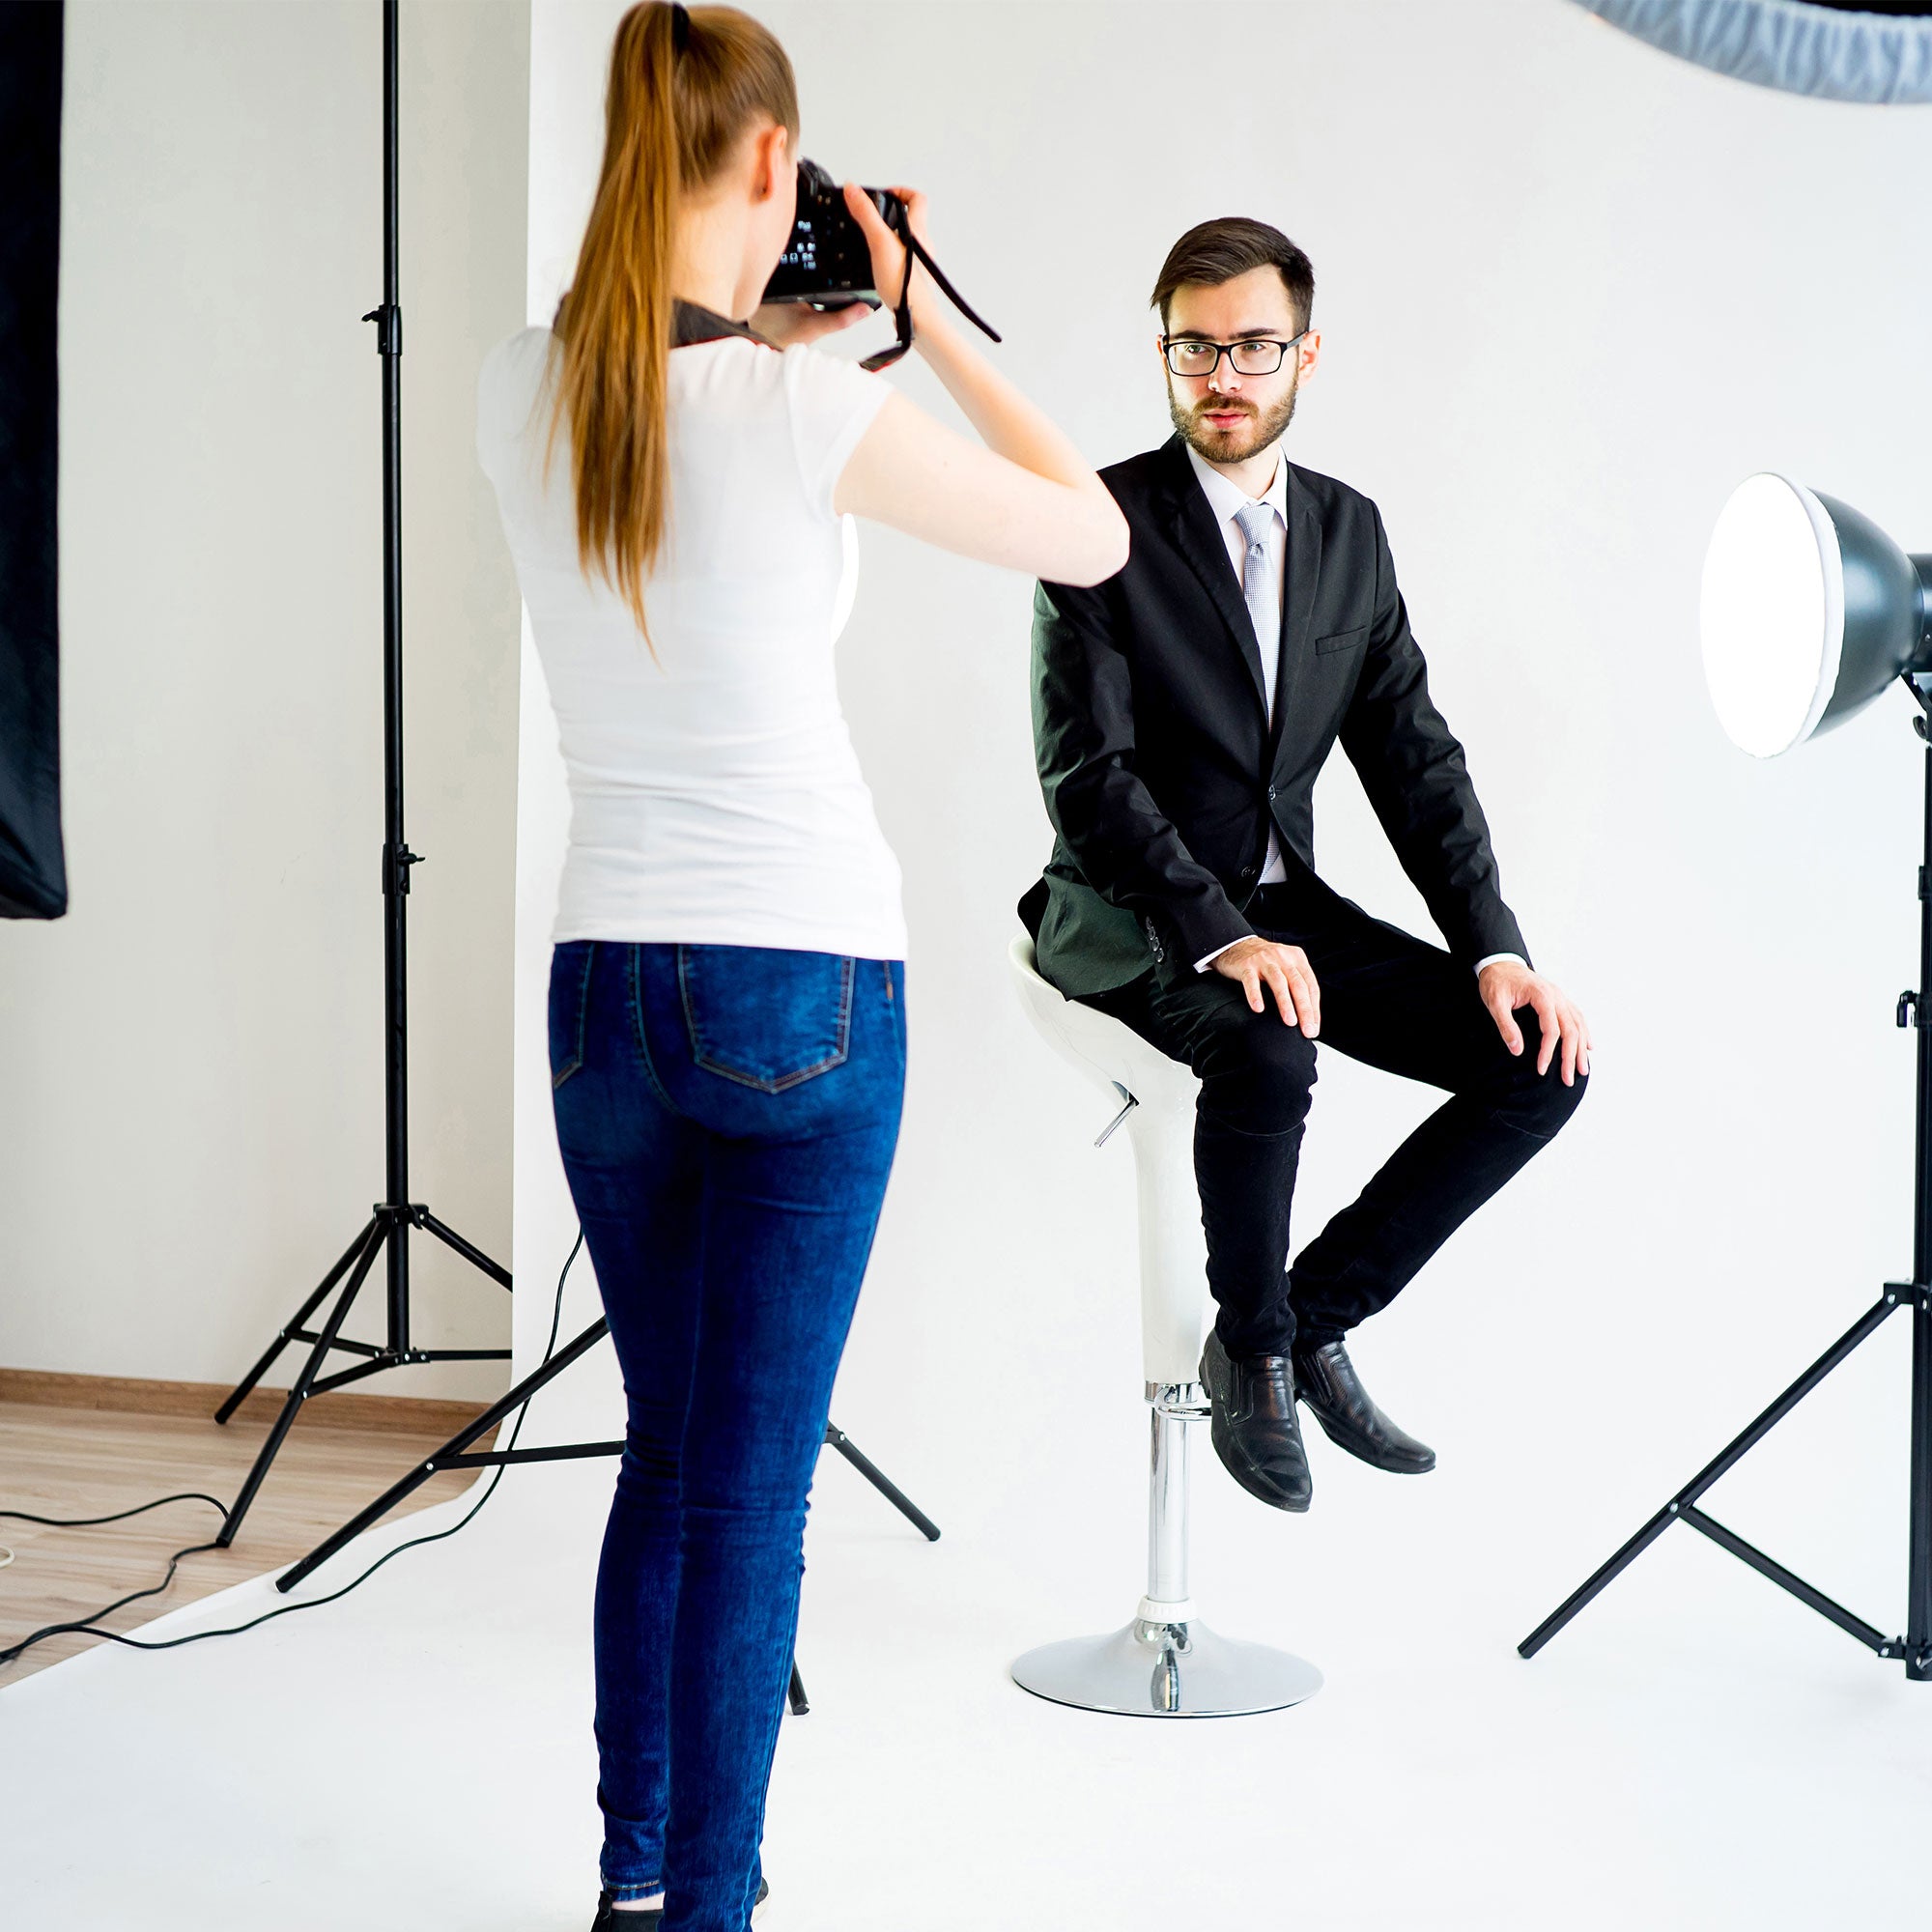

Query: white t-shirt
[[476, 325, 903, 959]]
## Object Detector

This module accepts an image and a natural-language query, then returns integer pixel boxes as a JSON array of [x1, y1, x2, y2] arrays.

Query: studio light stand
[[221, 10, 940, 1681], [1521, 475, 1932, 1677], [212, 0, 510, 1544]]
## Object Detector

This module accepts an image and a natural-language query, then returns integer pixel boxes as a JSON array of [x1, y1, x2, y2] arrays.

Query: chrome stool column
[[1007, 936, 1321, 1718]]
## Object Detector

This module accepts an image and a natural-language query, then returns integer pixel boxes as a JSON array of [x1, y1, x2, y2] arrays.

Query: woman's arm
[[824, 185, 1128, 589]]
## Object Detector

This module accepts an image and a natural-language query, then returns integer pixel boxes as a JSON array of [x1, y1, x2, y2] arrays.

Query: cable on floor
[[0, 1231, 582, 1669]]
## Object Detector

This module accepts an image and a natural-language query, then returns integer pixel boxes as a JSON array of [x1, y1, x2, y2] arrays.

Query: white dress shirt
[[1181, 444, 1523, 981]]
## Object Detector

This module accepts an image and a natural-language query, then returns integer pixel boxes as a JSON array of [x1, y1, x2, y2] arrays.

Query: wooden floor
[[0, 1398, 497, 1684]]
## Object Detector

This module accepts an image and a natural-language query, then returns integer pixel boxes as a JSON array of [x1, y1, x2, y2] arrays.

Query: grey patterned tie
[[1235, 500, 1280, 714]]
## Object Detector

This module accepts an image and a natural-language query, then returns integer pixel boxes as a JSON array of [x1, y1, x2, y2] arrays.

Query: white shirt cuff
[[1194, 938, 1244, 974]]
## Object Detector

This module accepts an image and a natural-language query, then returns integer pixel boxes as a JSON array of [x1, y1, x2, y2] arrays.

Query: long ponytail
[[548, 3, 798, 648]]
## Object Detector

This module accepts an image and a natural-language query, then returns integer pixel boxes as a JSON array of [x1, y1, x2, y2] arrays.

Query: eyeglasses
[[1161, 331, 1308, 379]]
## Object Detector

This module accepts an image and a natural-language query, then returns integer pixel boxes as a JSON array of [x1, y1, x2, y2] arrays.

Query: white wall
[[0, 0, 529, 1401], [511, 0, 1932, 1630]]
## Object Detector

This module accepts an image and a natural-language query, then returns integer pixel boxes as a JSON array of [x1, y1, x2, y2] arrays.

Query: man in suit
[[1019, 217, 1590, 1513]]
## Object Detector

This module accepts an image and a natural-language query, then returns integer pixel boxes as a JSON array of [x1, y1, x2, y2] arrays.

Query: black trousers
[[1078, 880, 1585, 1359]]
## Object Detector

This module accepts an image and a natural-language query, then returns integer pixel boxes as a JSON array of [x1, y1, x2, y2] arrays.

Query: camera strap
[[672, 300, 777, 351], [859, 233, 1001, 373]]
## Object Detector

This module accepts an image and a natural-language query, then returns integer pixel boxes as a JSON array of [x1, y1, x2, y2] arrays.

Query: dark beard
[[1168, 375, 1299, 466]]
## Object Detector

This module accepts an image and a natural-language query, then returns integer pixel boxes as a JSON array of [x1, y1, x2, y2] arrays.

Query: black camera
[[762, 159, 900, 310], [760, 158, 1000, 372]]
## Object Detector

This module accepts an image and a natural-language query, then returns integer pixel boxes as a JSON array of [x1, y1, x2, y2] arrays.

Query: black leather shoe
[[592, 1879, 769, 1928], [1292, 1339, 1435, 1473], [1200, 1329, 1313, 1512]]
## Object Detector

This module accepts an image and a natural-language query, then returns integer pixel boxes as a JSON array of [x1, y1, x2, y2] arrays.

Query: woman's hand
[[750, 300, 873, 349], [753, 181, 931, 349], [841, 181, 937, 329]]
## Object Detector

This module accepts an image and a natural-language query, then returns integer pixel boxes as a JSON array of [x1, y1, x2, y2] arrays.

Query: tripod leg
[[414, 1208, 512, 1290], [823, 1424, 941, 1542], [1520, 1292, 1899, 1659], [214, 1216, 383, 1424], [1518, 1505, 1677, 1659], [218, 1219, 385, 1548], [276, 1316, 612, 1592], [277, 1433, 464, 1591], [788, 1661, 809, 1716], [1911, 1293, 1932, 1680]]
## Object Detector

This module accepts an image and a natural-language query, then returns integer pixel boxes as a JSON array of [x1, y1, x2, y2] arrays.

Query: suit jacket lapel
[[1157, 439, 1269, 717], [1270, 465, 1322, 768]]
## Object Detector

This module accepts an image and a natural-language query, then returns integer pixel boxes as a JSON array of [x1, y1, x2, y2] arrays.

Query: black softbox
[[0, 0, 66, 920]]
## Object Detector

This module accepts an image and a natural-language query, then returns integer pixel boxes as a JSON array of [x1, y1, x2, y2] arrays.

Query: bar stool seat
[[1008, 934, 1321, 1718]]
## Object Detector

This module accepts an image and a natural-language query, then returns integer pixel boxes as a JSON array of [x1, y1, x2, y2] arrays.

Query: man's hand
[[1212, 936, 1321, 1036], [1479, 960, 1591, 1085]]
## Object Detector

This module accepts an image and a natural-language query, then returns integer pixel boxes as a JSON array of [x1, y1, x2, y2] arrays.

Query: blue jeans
[[549, 941, 906, 1932]]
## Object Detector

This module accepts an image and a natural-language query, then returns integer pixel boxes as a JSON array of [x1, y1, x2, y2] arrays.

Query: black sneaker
[[591, 1878, 771, 1928]]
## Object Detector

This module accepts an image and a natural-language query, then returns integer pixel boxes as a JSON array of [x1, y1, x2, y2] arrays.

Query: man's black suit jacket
[[1021, 434, 1527, 998]]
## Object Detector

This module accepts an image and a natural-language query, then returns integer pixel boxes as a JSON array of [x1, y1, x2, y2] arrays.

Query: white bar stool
[[1008, 935, 1322, 1718]]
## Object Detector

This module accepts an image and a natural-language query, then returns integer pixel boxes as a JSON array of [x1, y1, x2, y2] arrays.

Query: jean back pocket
[[677, 946, 855, 1093], [549, 942, 597, 1090]]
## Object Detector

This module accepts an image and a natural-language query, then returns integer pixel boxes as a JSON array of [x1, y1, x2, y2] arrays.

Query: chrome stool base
[[1009, 1380, 1322, 1719], [1012, 1616, 1322, 1719]]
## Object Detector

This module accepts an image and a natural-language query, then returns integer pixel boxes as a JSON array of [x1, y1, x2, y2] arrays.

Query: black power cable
[[0, 1232, 582, 1669]]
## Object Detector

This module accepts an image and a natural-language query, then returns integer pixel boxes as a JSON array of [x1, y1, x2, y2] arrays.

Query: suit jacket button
[[1240, 865, 1258, 881], [1266, 784, 1281, 799]]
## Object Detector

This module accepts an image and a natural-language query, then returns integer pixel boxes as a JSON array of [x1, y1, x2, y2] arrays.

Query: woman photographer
[[476, 6, 1125, 1928]]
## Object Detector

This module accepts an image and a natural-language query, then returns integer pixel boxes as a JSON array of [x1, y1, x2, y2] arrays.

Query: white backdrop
[[8, 7, 1932, 1929], [500, 5, 1932, 1922], [514, 0, 1932, 1629]]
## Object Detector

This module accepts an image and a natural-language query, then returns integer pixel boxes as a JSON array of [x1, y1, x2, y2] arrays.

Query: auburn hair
[[548, 3, 799, 646]]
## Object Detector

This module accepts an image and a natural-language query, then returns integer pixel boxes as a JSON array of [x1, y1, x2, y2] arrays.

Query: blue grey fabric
[[1574, 0, 1932, 102], [1235, 501, 1280, 665]]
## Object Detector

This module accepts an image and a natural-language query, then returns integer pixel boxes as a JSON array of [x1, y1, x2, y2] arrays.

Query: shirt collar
[[1185, 440, 1288, 530]]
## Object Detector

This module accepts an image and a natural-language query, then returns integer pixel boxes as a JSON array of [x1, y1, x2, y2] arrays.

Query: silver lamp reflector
[[1701, 474, 1841, 758], [1701, 471, 1931, 759]]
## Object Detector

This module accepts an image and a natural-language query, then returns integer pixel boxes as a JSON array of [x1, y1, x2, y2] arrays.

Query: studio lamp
[[1700, 472, 1932, 757], [1523, 470, 1932, 1680]]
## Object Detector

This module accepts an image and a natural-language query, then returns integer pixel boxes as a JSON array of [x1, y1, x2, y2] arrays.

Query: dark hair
[[1151, 217, 1315, 335]]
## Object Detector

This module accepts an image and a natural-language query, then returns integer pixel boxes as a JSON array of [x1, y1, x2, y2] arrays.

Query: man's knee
[[1202, 1015, 1317, 1137], [1496, 1011, 1587, 1134]]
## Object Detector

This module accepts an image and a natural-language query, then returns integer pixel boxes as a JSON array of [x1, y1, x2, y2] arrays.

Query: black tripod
[[274, 1311, 942, 1714], [1520, 716, 1932, 1679], [213, 0, 510, 1545]]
